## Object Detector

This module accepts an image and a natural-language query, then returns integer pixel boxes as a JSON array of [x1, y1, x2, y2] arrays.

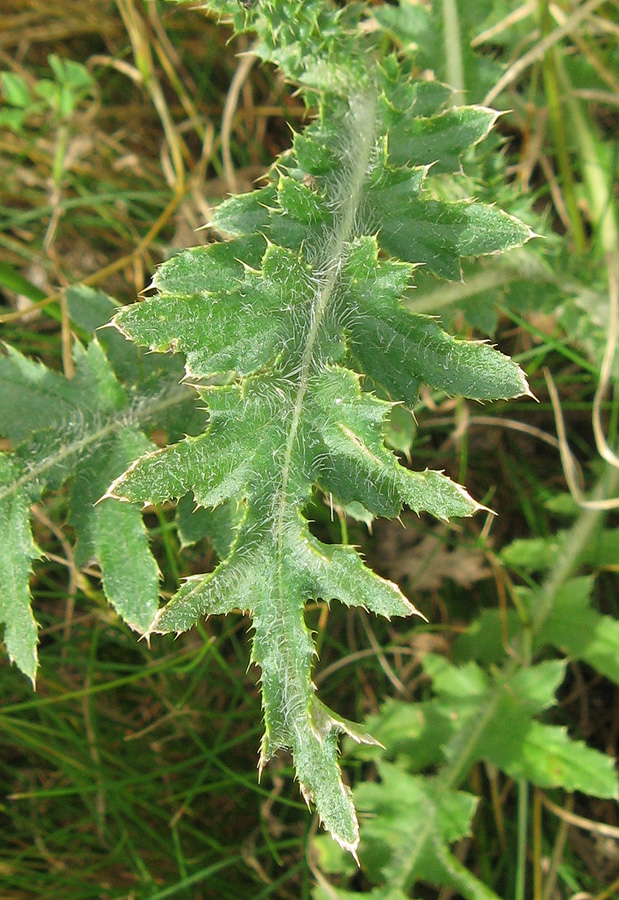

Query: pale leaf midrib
[[265, 92, 379, 751]]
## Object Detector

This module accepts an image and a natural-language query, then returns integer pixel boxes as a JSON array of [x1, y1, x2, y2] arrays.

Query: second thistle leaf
[[0, 455, 40, 683]]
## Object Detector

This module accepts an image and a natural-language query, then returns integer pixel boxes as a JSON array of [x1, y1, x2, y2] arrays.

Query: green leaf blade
[[386, 106, 498, 173], [0, 457, 40, 683], [374, 196, 533, 281], [498, 722, 618, 798], [104, 44, 534, 854], [0, 345, 87, 443], [95, 499, 160, 632], [535, 577, 619, 686]]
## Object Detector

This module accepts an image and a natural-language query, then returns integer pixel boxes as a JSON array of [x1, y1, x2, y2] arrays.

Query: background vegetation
[[1, 0, 618, 898]]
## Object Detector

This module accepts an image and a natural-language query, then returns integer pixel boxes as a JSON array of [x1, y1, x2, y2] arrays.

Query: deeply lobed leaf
[[108, 23, 533, 850], [0, 333, 195, 676]]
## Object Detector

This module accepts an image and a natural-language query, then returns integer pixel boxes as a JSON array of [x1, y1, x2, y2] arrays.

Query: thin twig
[[472, 1, 537, 48], [221, 50, 256, 195], [545, 367, 619, 510], [541, 793, 619, 840], [315, 644, 420, 684], [541, 795, 572, 900], [592, 255, 619, 467], [359, 611, 406, 695]]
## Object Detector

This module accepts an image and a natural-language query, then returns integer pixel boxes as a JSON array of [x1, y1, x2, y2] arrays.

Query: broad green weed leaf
[[349, 657, 617, 799], [422, 653, 491, 697], [352, 763, 503, 899], [460, 549, 619, 678], [425, 657, 617, 796], [502, 528, 619, 574], [350, 698, 452, 771], [326, 669, 617, 893], [501, 534, 562, 572], [492, 721, 618, 797], [507, 658, 567, 709], [453, 608, 520, 665], [534, 577, 619, 686]]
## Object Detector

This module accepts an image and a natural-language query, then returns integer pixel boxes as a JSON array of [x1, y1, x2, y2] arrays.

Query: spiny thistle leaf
[[0, 454, 40, 684], [108, 14, 532, 850], [0, 338, 194, 677]]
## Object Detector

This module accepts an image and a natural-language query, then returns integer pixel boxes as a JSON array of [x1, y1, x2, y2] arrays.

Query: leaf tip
[[144, 606, 166, 639], [299, 782, 314, 810], [10, 647, 38, 687], [330, 827, 360, 862]]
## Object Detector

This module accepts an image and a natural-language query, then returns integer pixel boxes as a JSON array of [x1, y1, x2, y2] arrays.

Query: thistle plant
[[0, 0, 534, 854]]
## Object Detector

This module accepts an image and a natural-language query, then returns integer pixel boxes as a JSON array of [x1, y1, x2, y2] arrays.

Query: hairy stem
[[271, 92, 378, 636], [274, 92, 378, 539], [256, 92, 379, 848]]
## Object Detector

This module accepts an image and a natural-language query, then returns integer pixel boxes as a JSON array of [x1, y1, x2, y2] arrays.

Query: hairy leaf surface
[[0, 455, 40, 683], [108, 12, 533, 850], [0, 336, 195, 675]]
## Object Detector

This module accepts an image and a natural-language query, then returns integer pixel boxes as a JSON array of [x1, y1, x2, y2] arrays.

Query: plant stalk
[[515, 779, 529, 900], [539, 0, 587, 253], [441, 0, 465, 104]]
